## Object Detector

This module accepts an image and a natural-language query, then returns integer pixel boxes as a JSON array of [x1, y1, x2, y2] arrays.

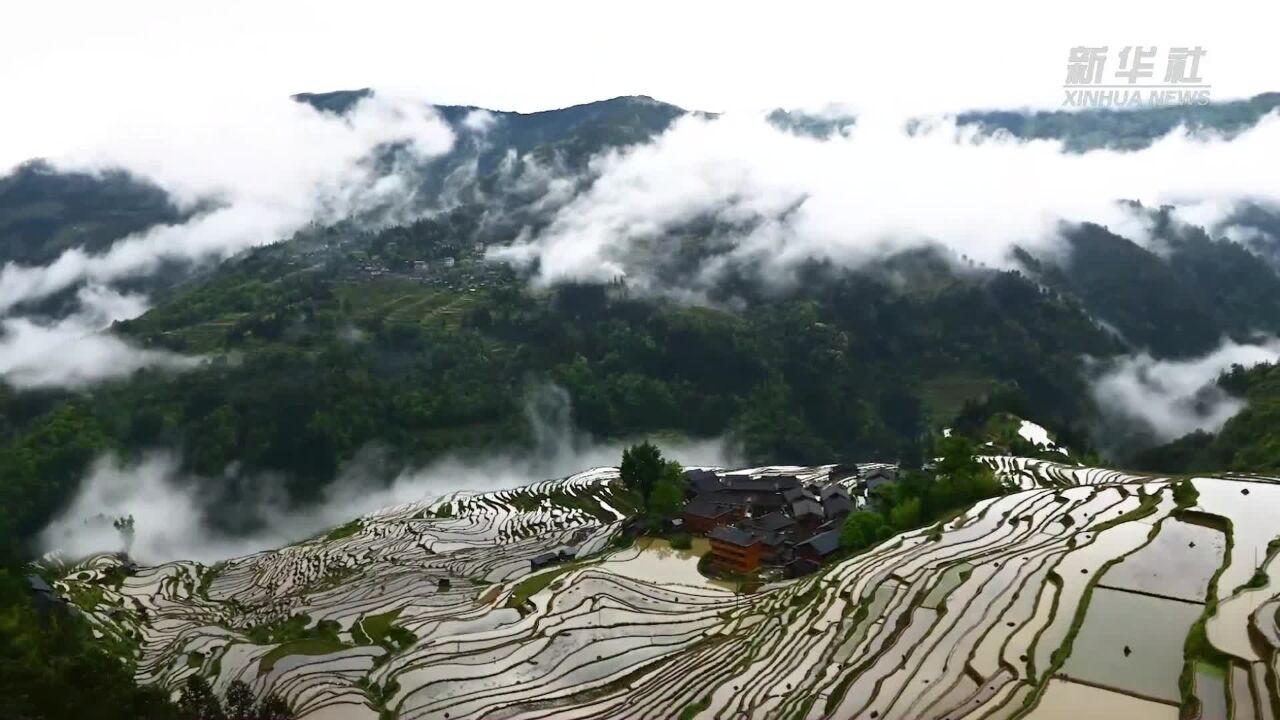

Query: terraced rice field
[[51, 458, 1280, 718]]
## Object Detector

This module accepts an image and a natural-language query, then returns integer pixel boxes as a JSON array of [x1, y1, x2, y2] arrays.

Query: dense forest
[[0, 213, 1122, 546], [1016, 214, 1280, 358], [1133, 361, 1280, 473], [0, 161, 184, 268], [0, 560, 178, 720]]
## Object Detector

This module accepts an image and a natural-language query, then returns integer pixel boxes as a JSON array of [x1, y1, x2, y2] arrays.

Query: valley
[[5, 73, 1280, 720]]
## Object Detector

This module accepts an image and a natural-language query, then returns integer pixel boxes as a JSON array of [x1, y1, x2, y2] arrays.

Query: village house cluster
[[681, 465, 898, 577]]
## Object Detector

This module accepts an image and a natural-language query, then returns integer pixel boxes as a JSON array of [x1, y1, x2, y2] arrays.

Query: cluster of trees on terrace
[[0, 552, 295, 719], [841, 435, 1006, 552], [0, 560, 174, 720], [175, 676, 292, 720], [618, 441, 686, 527]]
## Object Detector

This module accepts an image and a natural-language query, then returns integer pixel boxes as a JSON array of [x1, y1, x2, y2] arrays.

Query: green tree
[[620, 442, 664, 508], [932, 435, 986, 484], [840, 511, 890, 551], [254, 693, 294, 720], [176, 675, 295, 720], [0, 564, 183, 720], [889, 497, 922, 531], [113, 515, 136, 554], [224, 680, 255, 719], [926, 435, 1000, 515], [178, 676, 225, 720], [649, 461, 686, 519]]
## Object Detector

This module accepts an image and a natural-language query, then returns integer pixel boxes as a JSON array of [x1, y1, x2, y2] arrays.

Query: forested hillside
[[956, 92, 1280, 151], [0, 219, 1121, 547], [1134, 361, 1280, 473], [2, 93, 1280, 558], [0, 161, 182, 268], [1016, 214, 1280, 357]]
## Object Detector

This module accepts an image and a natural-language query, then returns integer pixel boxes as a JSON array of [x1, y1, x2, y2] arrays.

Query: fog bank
[[38, 386, 738, 564], [0, 285, 202, 389], [1090, 338, 1280, 442], [491, 110, 1280, 296]]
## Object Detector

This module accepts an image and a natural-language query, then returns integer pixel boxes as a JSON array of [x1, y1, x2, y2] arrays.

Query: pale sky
[[3, 0, 1277, 169]]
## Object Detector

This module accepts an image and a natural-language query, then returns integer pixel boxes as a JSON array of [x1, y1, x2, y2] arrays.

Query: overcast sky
[[2, 0, 1277, 168]]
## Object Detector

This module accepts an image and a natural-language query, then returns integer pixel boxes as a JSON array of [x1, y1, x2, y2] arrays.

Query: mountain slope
[[956, 91, 1280, 151], [4, 94, 1280, 561], [98, 238, 1111, 474], [1133, 361, 1280, 473], [1014, 211, 1280, 358], [0, 160, 183, 267], [297, 91, 687, 211]]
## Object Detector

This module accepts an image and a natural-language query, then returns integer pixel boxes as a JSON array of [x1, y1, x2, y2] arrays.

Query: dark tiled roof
[[684, 496, 736, 519], [830, 464, 860, 480], [723, 475, 778, 493], [815, 518, 842, 533], [820, 484, 851, 500], [714, 490, 784, 510], [750, 511, 796, 532], [756, 531, 785, 547], [864, 467, 898, 482], [704, 490, 749, 505], [685, 469, 723, 493], [799, 529, 842, 556], [709, 526, 760, 547], [824, 496, 854, 518], [692, 477, 724, 494], [791, 498, 824, 519], [772, 475, 802, 491], [744, 493, 786, 509], [783, 486, 818, 503], [723, 474, 802, 493]]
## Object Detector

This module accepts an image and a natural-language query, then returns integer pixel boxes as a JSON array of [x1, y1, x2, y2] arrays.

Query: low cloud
[[38, 385, 739, 564], [490, 109, 1280, 295], [462, 109, 498, 134], [0, 91, 455, 314], [0, 91, 456, 388], [1089, 338, 1280, 442], [0, 285, 201, 389]]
